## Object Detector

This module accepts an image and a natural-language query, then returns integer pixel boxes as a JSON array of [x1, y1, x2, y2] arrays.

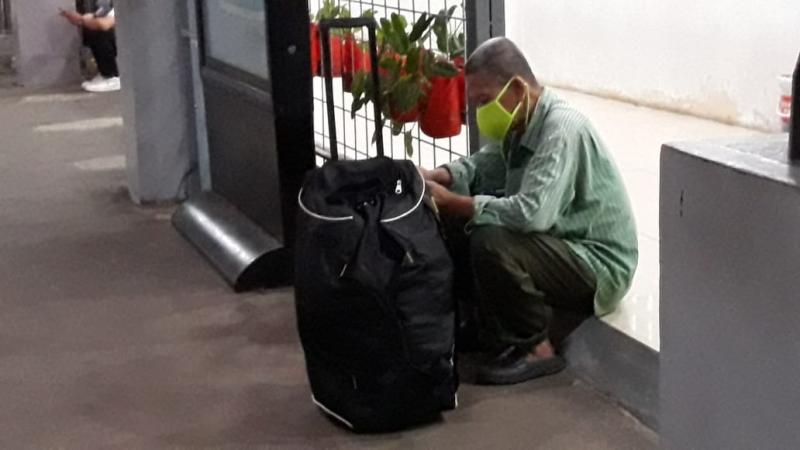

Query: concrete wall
[[506, 0, 800, 131], [13, 0, 82, 87], [116, 0, 198, 203], [660, 136, 800, 449]]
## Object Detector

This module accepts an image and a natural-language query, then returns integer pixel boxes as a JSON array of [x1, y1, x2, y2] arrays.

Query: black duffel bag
[[295, 155, 458, 433]]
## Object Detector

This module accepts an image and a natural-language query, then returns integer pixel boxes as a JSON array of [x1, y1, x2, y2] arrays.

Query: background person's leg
[[83, 29, 118, 78], [469, 226, 596, 350]]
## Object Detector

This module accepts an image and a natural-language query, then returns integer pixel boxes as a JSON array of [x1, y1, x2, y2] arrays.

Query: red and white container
[[778, 74, 792, 132]]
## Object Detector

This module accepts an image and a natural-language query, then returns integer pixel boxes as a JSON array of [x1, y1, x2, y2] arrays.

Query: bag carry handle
[[318, 18, 384, 161]]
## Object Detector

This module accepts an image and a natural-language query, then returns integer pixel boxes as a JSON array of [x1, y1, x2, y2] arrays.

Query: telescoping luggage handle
[[318, 18, 384, 161]]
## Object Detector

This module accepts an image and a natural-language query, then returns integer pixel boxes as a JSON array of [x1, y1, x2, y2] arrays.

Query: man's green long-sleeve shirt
[[445, 88, 638, 315]]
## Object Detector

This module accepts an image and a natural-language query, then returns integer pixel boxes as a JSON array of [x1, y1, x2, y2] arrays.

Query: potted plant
[[378, 13, 435, 122], [350, 12, 443, 156], [420, 6, 466, 138], [342, 10, 375, 92], [312, 1, 351, 77]]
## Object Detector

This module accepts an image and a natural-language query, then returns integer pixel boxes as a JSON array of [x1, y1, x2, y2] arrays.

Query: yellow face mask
[[475, 77, 530, 142]]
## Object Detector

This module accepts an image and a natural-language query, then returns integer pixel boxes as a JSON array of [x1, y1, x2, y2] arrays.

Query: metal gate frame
[[465, 0, 504, 154], [309, 0, 504, 165]]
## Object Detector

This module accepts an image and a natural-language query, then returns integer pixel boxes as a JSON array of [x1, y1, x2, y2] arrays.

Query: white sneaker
[[82, 76, 121, 93], [81, 74, 103, 90]]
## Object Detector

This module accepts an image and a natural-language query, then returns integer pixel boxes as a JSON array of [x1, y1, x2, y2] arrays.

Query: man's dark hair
[[465, 37, 538, 88]]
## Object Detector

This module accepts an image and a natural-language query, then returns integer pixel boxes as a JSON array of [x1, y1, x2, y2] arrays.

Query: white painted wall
[[507, 0, 800, 130]]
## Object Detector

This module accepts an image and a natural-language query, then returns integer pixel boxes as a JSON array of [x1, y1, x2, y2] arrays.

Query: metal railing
[[0, 0, 11, 34], [309, 0, 470, 169]]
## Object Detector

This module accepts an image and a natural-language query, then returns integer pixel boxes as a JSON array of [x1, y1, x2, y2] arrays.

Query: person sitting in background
[[59, 0, 119, 93], [423, 37, 638, 385]]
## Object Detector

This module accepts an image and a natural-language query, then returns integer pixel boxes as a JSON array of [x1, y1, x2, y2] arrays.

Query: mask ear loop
[[509, 76, 531, 126], [496, 78, 515, 109]]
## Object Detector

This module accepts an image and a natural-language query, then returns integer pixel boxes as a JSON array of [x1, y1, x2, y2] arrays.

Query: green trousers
[[448, 223, 597, 348]]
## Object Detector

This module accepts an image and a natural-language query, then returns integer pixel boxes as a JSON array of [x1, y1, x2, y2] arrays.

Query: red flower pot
[[310, 23, 320, 76], [342, 34, 357, 91], [391, 104, 421, 124], [378, 50, 400, 79], [321, 34, 343, 78], [354, 43, 372, 74], [343, 38, 374, 92], [420, 76, 462, 138], [342, 35, 356, 71]]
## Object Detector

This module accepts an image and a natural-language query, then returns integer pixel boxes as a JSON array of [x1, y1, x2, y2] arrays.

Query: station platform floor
[[0, 82, 738, 449]]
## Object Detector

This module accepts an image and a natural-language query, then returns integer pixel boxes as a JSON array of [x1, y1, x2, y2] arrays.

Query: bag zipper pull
[[395, 179, 403, 195]]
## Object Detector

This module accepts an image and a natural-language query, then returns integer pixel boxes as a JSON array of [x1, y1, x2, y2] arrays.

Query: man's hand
[[60, 9, 115, 31], [59, 9, 84, 26], [421, 167, 453, 187], [426, 180, 475, 219], [426, 179, 455, 206]]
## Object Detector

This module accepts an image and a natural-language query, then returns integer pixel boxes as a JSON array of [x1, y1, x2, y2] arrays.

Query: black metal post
[[319, 23, 339, 161], [367, 24, 384, 157], [465, 0, 505, 155], [319, 17, 384, 160], [790, 52, 800, 162]]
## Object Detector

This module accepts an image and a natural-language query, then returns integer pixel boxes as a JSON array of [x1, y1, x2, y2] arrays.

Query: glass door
[[197, 0, 314, 243]]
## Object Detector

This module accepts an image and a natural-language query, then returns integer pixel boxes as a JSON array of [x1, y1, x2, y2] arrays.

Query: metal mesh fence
[[309, 0, 469, 169]]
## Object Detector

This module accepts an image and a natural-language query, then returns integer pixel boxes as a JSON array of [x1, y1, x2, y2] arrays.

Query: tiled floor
[[555, 88, 763, 350]]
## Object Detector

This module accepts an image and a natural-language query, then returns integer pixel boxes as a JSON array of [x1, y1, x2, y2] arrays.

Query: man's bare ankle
[[530, 339, 556, 359]]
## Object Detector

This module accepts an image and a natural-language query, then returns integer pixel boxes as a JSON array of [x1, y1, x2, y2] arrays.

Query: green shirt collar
[[506, 87, 554, 154]]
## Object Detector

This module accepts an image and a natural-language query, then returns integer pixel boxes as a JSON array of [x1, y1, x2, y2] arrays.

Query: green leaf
[[379, 56, 400, 73], [391, 121, 404, 136], [399, 37, 411, 54], [446, 5, 458, 20], [409, 13, 433, 43], [391, 13, 405, 35], [448, 36, 460, 51], [313, 1, 324, 21], [380, 18, 393, 38], [449, 32, 466, 58], [350, 70, 367, 99], [404, 131, 414, 157], [392, 76, 422, 112], [364, 75, 376, 100], [424, 48, 435, 71], [387, 14, 407, 54], [433, 14, 448, 54], [315, 0, 332, 21], [430, 60, 459, 78], [406, 48, 420, 75], [357, 98, 373, 121]]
